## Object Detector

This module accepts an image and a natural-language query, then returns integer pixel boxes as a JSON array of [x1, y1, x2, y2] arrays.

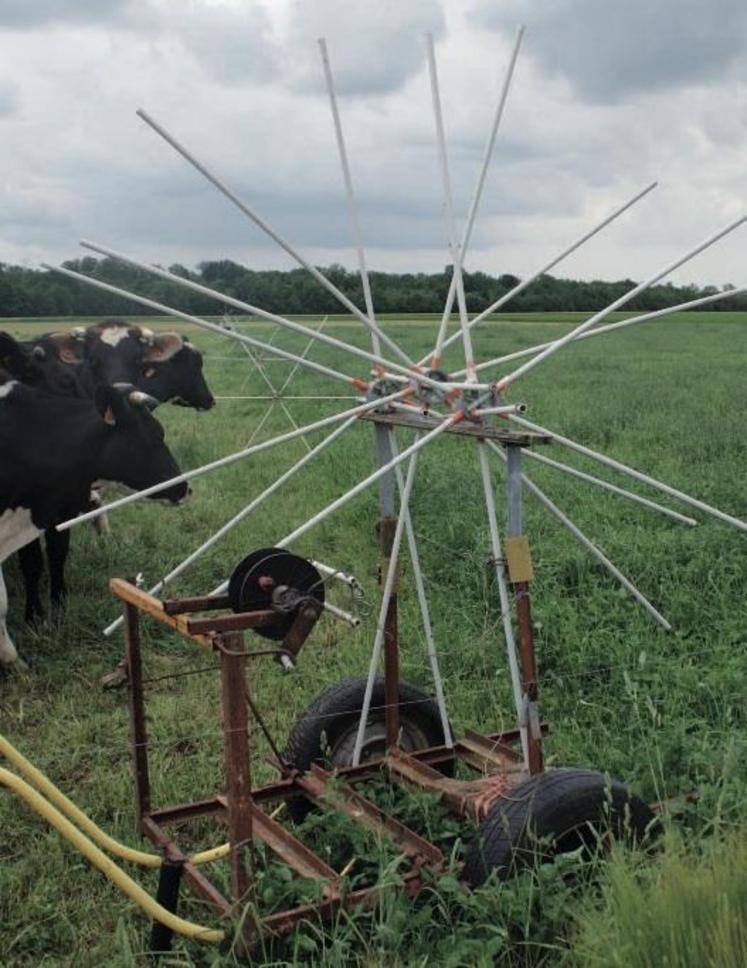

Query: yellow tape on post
[[505, 536, 534, 583]]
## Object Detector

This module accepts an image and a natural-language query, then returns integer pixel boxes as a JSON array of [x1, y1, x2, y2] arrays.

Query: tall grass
[[1, 312, 747, 964], [574, 834, 747, 967]]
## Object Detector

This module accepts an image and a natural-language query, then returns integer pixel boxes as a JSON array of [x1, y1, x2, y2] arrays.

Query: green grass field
[[2, 311, 747, 966]]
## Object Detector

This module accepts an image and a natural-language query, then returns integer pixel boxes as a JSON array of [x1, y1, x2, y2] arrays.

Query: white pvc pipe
[[42, 263, 362, 391], [321, 600, 360, 627], [380, 371, 493, 392], [454, 284, 747, 378], [278, 413, 460, 549], [136, 109, 414, 368], [421, 180, 658, 366], [477, 441, 528, 767], [318, 39, 381, 359], [487, 441, 672, 630], [55, 390, 405, 532], [511, 414, 747, 534], [216, 396, 361, 401], [389, 436, 453, 747], [521, 448, 697, 527], [472, 404, 526, 417], [101, 414, 359, 637], [79, 240, 422, 388], [426, 32, 476, 381], [352, 446, 421, 765], [495, 214, 747, 391], [311, 560, 361, 590], [429, 25, 524, 366], [320, 39, 450, 741]]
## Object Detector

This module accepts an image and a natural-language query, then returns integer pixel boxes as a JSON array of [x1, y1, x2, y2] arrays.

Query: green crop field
[[2, 311, 747, 966]]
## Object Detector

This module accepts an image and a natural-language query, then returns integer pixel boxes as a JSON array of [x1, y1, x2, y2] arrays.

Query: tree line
[[1, 257, 745, 318]]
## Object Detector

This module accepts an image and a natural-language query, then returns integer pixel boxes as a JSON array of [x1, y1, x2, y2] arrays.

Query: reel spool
[[228, 547, 325, 642]]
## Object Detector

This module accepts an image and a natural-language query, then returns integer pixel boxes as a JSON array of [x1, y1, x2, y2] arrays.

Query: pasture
[[2, 311, 747, 966]]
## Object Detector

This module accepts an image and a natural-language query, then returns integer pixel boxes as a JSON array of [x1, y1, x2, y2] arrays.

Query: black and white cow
[[0, 323, 213, 621], [4, 321, 215, 411], [0, 373, 188, 667]]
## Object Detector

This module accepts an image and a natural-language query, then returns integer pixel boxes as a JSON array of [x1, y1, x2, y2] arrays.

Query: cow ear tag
[[103, 407, 116, 426]]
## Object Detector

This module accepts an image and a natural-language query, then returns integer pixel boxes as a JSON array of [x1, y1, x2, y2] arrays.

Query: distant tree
[[0, 257, 742, 318]]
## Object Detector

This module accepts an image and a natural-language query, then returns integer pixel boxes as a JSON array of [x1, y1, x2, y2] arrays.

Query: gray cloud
[[284, 0, 445, 96], [0, 82, 20, 117], [0, 0, 744, 288], [0, 0, 130, 29], [471, 0, 747, 103], [166, 2, 278, 86]]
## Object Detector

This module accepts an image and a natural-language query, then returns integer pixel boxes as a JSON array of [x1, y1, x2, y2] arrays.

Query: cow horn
[[32, 345, 46, 360], [72, 327, 86, 340], [128, 390, 160, 411], [138, 327, 155, 345]]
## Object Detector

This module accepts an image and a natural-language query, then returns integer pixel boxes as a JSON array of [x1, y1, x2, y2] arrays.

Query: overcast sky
[[1, 0, 745, 286]]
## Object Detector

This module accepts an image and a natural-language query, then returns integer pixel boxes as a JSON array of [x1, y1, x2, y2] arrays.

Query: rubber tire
[[463, 768, 655, 887], [285, 675, 452, 822]]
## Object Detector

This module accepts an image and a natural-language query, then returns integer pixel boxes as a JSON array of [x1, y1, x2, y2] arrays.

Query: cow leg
[[45, 527, 70, 608], [17, 539, 45, 623], [0, 565, 19, 666]]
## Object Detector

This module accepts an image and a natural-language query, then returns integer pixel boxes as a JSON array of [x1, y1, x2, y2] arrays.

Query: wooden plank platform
[[360, 410, 552, 446]]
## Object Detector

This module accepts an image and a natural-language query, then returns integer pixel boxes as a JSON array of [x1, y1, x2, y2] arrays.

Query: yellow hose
[[0, 767, 224, 943], [0, 734, 229, 868]]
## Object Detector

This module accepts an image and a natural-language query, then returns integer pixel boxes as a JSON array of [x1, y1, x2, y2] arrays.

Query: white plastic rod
[[311, 560, 361, 590], [426, 32, 476, 381], [487, 441, 672, 629], [42, 263, 363, 392], [477, 441, 528, 767], [352, 447, 421, 765], [471, 404, 526, 417], [380, 370, 494, 392], [429, 26, 524, 366], [454, 284, 747, 378], [421, 180, 658, 366], [321, 37, 449, 740], [278, 413, 460, 549], [318, 39, 380, 358], [495, 214, 747, 392], [216, 396, 362, 401], [101, 415, 359, 637], [390, 436, 453, 746], [322, 600, 360, 627], [522, 448, 697, 526], [136, 108, 414, 368], [79, 240, 419, 387], [55, 391, 405, 532], [511, 414, 747, 534]]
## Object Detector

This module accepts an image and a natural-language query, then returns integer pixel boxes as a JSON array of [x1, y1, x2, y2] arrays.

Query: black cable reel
[[227, 548, 326, 653]]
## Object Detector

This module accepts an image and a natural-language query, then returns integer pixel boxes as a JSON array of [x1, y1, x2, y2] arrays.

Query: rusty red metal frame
[[110, 418, 549, 946]]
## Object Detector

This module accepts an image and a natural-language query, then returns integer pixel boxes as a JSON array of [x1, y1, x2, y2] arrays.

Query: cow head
[[140, 333, 215, 410], [93, 384, 188, 504], [79, 320, 155, 387]]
